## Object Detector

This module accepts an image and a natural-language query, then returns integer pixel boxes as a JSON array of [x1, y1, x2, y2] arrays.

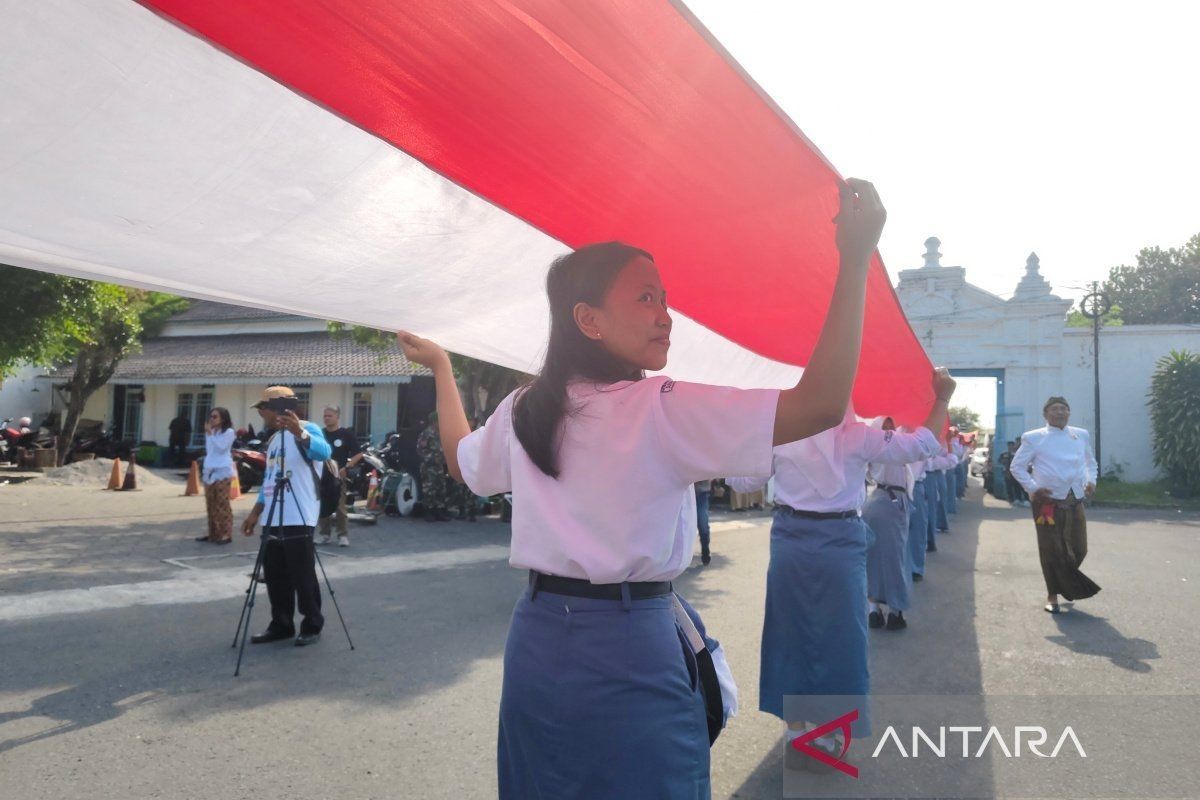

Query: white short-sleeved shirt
[[728, 423, 938, 512], [458, 377, 778, 583]]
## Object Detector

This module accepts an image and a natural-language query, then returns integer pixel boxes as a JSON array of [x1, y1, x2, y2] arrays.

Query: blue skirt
[[498, 586, 710, 799], [946, 467, 958, 514], [932, 470, 951, 532], [908, 480, 929, 576], [759, 512, 871, 735], [864, 487, 912, 611]]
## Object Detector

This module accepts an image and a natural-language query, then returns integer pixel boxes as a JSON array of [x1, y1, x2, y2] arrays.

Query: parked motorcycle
[[231, 435, 266, 489], [0, 419, 20, 464], [348, 434, 417, 516]]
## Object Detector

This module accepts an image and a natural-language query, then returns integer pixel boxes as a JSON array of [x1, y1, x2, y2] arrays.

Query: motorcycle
[[231, 434, 266, 489], [0, 419, 20, 464], [348, 434, 417, 517]]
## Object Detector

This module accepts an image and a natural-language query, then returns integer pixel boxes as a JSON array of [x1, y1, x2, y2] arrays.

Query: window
[[353, 389, 373, 443], [292, 386, 311, 421], [118, 385, 145, 442], [177, 388, 214, 446]]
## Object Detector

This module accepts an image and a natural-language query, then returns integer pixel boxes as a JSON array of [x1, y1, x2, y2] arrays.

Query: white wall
[[0, 365, 53, 424], [1061, 325, 1200, 482]]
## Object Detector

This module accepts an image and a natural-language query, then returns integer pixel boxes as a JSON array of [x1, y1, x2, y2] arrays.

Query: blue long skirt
[[908, 480, 929, 576], [864, 488, 912, 611], [499, 585, 710, 799], [760, 512, 871, 735], [933, 470, 951, 531], [945, 467, 958, 514], [925, 471, 941, 545]]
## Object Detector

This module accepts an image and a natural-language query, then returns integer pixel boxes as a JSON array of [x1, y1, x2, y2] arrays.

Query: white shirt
[[869, 461, 914, 497], [925, 448, 957, 472], [203, 428, 236, 484], [1010, 425, 1097, 500], [458, 377, 778, 583], [259, 425, 326, 527], [728, 423, 938, 513], [910, 457, 928, 482]]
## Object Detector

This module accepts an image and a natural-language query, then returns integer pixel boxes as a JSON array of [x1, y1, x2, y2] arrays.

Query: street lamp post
[[1079, 283, 1112, 469]]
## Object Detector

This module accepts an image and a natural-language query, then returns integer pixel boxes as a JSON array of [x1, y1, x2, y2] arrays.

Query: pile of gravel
[[40, 457, 173, 488]]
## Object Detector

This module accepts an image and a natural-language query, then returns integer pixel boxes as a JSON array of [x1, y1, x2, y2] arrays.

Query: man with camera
[[241, 386, 333, 646]]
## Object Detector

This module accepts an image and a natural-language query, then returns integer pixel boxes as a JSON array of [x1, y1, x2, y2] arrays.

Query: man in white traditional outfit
[[1010, 396, 1101, 614]]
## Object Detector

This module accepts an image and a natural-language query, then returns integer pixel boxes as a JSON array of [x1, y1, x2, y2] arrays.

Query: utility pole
[[1080, 282, 1112, 468]]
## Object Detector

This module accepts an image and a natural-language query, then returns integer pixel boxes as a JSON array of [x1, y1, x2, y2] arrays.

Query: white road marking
[[710, 520, 765, 532], [0, 545, 510, 623]]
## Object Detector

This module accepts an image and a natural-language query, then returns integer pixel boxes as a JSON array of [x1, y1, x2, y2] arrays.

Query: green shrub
[[1146, 350, 1200, 496]]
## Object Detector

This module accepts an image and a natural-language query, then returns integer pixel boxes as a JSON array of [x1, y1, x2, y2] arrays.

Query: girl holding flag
[[397, 179, 884, 798]]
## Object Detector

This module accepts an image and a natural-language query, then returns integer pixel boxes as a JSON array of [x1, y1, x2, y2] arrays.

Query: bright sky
[[688, 0, 1200, 303]]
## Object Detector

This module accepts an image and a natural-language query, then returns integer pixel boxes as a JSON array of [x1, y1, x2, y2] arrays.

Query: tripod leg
[[231, 535, 268, 648], [313, 546, 355, 651], [233, 555, 263, 677]]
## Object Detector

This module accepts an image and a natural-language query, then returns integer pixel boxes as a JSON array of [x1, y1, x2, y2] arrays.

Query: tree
[[1065, 303, 1123, 328], [1102, 233, 1200, 324], [948, 406, 981, 431], [0, 264, 188, 465], [328, 323, 528, 421], [1146, 350, 1200, 496]]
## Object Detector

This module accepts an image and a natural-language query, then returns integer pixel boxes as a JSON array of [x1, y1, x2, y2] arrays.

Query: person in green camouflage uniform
[[416, 413, 451, 522]]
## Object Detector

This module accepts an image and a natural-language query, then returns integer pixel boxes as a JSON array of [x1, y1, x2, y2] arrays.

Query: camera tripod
[[231, 428, 355, 676]]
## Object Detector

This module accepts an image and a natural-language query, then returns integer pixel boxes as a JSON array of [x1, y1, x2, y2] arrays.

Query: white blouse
[[457, 377, 778, 583], [729, 423, 938, 513], [203, 428, 236, 484]]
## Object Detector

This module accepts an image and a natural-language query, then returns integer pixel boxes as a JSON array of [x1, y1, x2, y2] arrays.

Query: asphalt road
[[1, 475, 1197, 799]]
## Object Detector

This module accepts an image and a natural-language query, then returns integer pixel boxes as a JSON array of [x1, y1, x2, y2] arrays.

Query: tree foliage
[[948, 405, 981, 431], [1147, 350, 1200, 496], [1065, 304, 1123, 328], [1103, 233, 1200, 324], [0, 264, 188, 464], [328, 323, 529, 422]]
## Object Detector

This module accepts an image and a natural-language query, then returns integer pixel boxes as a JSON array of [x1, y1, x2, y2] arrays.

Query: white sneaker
[[338, 535, 350, 547], [319, 534, 332, 545]]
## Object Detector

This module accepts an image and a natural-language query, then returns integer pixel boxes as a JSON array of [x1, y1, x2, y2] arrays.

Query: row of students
[[396, 180, 902, 797]]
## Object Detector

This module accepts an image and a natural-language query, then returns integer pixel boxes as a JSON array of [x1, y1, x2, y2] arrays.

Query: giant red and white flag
[[0, 0, 933, 423]]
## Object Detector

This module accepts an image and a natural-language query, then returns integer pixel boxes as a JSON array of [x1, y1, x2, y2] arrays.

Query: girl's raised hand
[[396, 331, 450, 370], [834, 178, 887, 268]]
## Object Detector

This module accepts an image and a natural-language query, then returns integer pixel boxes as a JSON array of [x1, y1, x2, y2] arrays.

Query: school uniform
[[458, 377, 777, 800], [907, 457, 930, 576], [864, 454, 914, 613], [929, 449, 954, 532], [728, 417, 937, 735]]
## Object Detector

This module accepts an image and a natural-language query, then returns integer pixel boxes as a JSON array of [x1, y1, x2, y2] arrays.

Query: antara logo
[[789, 712, 1087, 779], [872, 725, 1087, 759], [789, 710, 859, 778]]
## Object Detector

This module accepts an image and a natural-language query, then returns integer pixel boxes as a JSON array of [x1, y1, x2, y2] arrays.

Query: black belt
[[875, 483, 906, 493], [528, 571, 673, 600], [776, 505, 858, 520]]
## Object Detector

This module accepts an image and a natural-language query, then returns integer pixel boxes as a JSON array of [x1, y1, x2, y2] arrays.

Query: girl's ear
[[573, 301, 603, 341]]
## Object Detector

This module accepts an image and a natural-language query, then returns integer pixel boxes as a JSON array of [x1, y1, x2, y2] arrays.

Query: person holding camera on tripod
[[241, 386, 333, 647]]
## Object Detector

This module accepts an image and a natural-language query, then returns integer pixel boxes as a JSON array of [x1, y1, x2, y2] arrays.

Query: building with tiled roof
[[39, 300, 436, 457]]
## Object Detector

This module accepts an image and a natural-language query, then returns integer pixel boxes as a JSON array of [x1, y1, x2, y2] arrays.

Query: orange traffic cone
[[121, 453, 139, 491], [106, 457, 123, 490], [229, 471, 242, 500], [184, 461, 202, 496]]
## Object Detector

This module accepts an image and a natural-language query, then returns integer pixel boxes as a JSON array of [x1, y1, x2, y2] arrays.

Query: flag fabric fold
[[0, 0, 932, 421]]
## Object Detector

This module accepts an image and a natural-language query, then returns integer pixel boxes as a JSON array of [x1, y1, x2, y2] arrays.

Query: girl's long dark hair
[[212, 407, 233, 432], [513, 242, 652, 478]]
